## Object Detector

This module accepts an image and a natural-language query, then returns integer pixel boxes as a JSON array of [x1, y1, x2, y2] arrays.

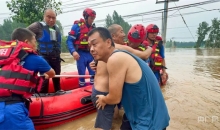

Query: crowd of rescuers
[[0, 7, 169, 130]]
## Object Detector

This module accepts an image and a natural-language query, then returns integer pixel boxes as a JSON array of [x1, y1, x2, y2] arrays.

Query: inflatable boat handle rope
[[38, 74, 94, 78]]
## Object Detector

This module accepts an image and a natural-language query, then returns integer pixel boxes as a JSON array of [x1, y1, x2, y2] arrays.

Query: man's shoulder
[[24, 54, 44, 62], [109, 50, 130, 63], [23, 54, 51, 73], [112, 50, 132, 56], [28, 22, 41, 28], [72, 23, 80, 29]]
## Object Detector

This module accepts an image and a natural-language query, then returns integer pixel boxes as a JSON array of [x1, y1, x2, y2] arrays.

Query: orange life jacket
[[0, 40, 43, 98]]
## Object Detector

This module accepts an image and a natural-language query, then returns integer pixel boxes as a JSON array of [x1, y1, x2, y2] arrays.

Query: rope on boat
[[38, 74, 94, 78]]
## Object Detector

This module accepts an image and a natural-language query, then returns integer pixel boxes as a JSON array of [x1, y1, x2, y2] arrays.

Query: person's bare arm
[[115, 44, 152, 60], [102, 53, 127, 104], [44, 68, 55, 78], [162, 59, 166, 73]]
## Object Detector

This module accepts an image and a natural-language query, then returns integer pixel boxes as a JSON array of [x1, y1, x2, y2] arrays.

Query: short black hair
[[11, 28, 35, 42], [88, 27, 115, 47]]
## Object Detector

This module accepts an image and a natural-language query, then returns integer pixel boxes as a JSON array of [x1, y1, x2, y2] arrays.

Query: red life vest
[[149, 41, 163, 71], [74, 18, 94, 50], [142, 40, 149, 46], [0, 40, 43, 98]]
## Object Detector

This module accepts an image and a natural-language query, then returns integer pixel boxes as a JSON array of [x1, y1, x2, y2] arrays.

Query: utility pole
[[161, 12, 164, 39], [171, 37, 175, 48], [163, 0, 168, 45], [156, 0, 179, 46]]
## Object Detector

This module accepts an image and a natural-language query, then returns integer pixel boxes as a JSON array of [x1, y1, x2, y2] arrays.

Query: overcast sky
[[0, 0, 220, 42]]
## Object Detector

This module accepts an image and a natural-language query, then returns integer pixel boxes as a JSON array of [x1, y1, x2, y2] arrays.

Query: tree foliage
[[0, 19, 26, 41], [0, 19, 69, 53], [105, 10, 132, 37], [196, 18, 220, 48], [196, 22, 210, 48], [6, 0, 62, 25], [56, 20, 64, 35], [166, 40, 196, 48], [206, 18, 220, 48], [61, 36, 68, 53]]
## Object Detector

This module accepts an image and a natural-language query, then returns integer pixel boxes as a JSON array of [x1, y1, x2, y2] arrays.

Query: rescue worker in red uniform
[[0, 28, 55, 130], [145, 24, 168, 85], [66, 8, 96, 87]]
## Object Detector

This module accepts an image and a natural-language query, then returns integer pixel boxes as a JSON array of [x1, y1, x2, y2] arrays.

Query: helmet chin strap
[[147, 34, 155, 45], [84, 16, 92, 26]]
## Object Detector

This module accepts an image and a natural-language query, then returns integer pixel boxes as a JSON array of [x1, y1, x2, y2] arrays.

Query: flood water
[[49, 48, 220, 130]]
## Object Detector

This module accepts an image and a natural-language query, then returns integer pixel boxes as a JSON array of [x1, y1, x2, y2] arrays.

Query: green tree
[[165, 40, 172, 48], [196, 21, 210, 48], [105, 14, 113, 28], [207, 18, 220, 48], [55, 20, 68, 53], [56, 20, 63, 35], [61, 36, 68, 53], [6, 0, 62, 25], [105, 10, 132, 37], [0, 19, 26, 40]]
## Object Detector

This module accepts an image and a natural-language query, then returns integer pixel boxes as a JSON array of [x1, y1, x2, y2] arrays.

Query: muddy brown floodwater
[[48, 48, 220, 130]]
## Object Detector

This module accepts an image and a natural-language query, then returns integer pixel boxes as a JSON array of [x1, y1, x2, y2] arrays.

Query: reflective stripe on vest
[[80, 41, 88, 45], [138, 46, 146, 51]]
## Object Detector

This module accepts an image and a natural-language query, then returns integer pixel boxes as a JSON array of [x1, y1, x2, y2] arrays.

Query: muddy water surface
[[49, 48, 220, 130]]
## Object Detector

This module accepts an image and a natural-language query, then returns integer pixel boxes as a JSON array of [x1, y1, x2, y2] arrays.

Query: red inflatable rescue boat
[[29, 71, 96, 129]]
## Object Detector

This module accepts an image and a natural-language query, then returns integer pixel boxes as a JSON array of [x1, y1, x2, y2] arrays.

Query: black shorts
[[91, 86, 115, 130], [120, 114, 132, 130]]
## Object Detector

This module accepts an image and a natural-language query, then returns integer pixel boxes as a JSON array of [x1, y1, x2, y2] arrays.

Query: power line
[[62, 0, 146, 13], [122, 0, 220, 18], [0, 0, 94, 15], [0, 13, 11, 15], [62, 8, 219, 28], [91, 0, 220, 23], [167, 26, 198, 29], [174, 2, 196, 42], [133, 8, 219, 23], [61, 0, 93, 5], [62, 0, 119, 9], [1, 0, 219, 16], [60, 0, 220, 14]]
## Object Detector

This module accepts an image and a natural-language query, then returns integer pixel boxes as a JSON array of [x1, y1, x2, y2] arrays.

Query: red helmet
[[146, 24, 159, 33], [127, 24, 146, 44], [83, 8, 96, 19], [156, 36, 162, 41]]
